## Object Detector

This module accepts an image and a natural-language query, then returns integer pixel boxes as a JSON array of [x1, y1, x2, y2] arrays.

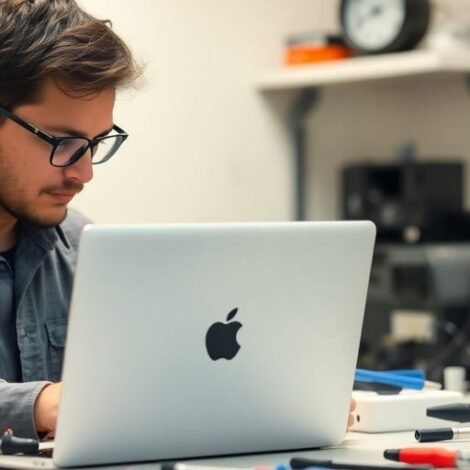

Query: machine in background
[[342, 161, 464, 244], [342, 160, 470, 381]]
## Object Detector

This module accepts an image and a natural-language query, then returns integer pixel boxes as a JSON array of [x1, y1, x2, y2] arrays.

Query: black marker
[[415, 426, 470, 442], [290, 456, 432, 470], [427, 403, 470, 423]]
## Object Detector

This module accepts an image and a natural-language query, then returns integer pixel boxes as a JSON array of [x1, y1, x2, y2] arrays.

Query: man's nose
[[62, 151, 94, 184]]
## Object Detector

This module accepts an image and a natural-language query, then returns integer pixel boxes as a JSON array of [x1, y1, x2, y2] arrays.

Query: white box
[[350, 390, 464, 432]]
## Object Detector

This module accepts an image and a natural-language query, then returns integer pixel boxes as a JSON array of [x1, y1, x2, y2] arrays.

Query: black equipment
[[342, 161, 464, 243]]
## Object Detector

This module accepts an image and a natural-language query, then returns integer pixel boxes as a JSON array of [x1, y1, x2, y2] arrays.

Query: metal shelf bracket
[[288, 86, 319, 220]]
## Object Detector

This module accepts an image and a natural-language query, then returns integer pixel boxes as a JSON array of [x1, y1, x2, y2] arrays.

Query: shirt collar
[[19, 219, 70, 251]]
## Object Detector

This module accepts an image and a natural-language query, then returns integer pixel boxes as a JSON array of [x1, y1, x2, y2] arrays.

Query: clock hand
[[357, 5, 383, 29], [371, 5, 382, 17]]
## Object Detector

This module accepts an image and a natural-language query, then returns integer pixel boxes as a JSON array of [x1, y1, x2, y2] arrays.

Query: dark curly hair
[[0, 0, 141, 109]]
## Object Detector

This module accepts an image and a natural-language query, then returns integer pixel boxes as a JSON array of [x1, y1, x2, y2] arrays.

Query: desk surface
[[183, 431, 465, 469]]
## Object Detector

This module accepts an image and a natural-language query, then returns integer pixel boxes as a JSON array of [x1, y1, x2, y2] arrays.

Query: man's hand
[[34, 382, 62, 437], [348, 398, 356, 429]]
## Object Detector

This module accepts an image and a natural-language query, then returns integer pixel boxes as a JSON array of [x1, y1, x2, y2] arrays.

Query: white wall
[[73, 0, 470, 223], [73, 0, 336, 223]]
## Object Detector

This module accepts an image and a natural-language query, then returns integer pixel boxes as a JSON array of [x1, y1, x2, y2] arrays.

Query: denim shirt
[[0, 209, 90, 438]]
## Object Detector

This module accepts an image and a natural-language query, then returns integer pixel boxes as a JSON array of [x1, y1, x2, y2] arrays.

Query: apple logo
[[205, 308, 242, 360]]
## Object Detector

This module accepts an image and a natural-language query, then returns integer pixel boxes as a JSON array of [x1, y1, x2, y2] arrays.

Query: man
[[0, 0, 356, 442], [0, 0, 140, 438]]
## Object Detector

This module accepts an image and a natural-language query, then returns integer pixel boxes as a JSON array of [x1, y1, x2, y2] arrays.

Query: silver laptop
[[12, 221, 376, 468]]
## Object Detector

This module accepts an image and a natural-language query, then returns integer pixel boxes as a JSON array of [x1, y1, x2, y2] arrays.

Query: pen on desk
[[415, 426, 470, 442], [427, 403, 470, 422], [387, 369, 426, 379], [355, 369, 441, 390], [289, 456, 432, 470], [384, 447, 470, 468]]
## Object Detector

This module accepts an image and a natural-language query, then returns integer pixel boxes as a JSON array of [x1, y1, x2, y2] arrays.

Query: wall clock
[[339, 0, 432, 54]]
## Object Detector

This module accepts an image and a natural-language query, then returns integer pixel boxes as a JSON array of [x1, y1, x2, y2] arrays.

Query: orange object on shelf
[[285, 45, 352, 66]]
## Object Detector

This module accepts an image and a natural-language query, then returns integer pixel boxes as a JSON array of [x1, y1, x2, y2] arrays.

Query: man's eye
[[57, 140, 75, 148], [55, 139, 88, 153]]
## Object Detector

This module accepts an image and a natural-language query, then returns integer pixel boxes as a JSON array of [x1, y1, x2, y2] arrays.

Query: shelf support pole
[[288, 87, 319, 220], [465, 74, 470, 94]]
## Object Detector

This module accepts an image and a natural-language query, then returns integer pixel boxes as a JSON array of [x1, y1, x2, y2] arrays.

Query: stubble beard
[[0, 145, 72, 229]]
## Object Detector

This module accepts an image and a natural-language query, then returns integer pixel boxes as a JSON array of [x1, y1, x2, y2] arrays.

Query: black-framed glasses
[[0, 105, 128, 167]]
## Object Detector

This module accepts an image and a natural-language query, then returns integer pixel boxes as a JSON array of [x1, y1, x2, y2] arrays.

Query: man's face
[[0, 79, 115, 227]]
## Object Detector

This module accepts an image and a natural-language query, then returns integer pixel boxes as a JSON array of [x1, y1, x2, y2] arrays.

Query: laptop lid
[[54, 221, 375, 467]]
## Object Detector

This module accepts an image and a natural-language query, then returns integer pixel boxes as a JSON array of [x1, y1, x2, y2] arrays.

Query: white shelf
[[256, 49, 470, 91]]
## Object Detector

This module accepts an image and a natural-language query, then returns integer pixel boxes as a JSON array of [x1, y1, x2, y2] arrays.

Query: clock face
[[343, 0, 406, 51]]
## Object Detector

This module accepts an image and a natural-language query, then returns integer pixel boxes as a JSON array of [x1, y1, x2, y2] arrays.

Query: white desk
[[181, 431, 466, 469]]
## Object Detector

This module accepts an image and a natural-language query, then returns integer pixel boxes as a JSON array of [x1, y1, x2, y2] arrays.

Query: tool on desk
[[356, 369, 425, 381], [415, 426, 470, 442], [427, 403, 470, 422], [353, 380, 402, 394], [386, 370, 426, 379], [0, 429, 39, 455], [289, 456, 432, 470], [355, 369, 441, 391], [384, 447, 470, 468]]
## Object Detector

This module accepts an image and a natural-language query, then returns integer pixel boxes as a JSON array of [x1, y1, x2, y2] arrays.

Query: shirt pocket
[[45, 319, 67, 381]]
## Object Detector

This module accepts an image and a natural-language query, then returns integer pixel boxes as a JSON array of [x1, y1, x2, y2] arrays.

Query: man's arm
[[33, 382, 62, 438], [0, 381, 51, 438]]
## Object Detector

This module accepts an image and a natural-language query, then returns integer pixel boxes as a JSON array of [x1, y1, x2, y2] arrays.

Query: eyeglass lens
[[52, 135, 125, 167]]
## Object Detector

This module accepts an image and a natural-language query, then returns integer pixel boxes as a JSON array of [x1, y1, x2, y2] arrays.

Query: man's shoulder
[[59, 208, 93, 250]]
